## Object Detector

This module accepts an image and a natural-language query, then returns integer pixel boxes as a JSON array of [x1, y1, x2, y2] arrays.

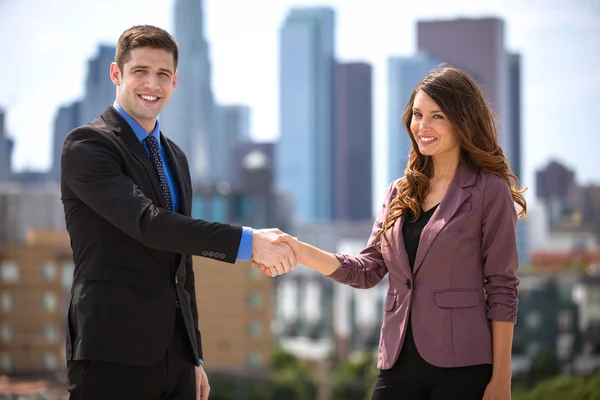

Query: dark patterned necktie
[[143, 135, 173, 211]]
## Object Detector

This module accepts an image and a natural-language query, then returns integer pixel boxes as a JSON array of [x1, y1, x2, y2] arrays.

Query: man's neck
[[114, 100, 157, 133]]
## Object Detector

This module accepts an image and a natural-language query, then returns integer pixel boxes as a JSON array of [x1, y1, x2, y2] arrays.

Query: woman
[[263, 66, 526, 399]]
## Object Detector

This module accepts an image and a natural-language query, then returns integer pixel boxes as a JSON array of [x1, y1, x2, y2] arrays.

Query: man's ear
[[109, 62, 121, 86], [172, 70, 178, 92]]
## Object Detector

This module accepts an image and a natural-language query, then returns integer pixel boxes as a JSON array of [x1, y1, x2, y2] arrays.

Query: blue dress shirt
[[112, 102, 253, 261]]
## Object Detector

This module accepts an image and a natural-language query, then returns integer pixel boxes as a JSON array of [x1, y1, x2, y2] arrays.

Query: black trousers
[[371, 322, 492, 400], [67, 310, 196, 400]]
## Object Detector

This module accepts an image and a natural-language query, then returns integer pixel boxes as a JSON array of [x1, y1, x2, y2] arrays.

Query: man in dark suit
[[60, 25, 295, 400]]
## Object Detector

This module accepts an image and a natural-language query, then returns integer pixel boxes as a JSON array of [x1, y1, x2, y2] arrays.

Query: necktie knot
[[144, 135, 173, 211]]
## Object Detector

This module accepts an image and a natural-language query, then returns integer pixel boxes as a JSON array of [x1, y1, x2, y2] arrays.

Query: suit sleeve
[[327, 182, 395, 289], [61, 127, 242, 261], [481, 174, 520, 323], [184, 254, 203, 360]]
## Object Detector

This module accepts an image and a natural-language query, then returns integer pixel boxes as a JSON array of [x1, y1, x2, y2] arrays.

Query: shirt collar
[[113, 101, 161, 148]]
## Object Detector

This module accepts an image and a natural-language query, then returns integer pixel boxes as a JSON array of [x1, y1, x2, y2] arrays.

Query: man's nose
[[143, 74, 160, 90]]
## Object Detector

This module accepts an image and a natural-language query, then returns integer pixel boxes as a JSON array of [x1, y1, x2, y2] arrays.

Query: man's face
[[110, 47, 177, 131]]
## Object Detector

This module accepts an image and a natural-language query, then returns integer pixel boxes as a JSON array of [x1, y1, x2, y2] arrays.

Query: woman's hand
[[482, 376, 511, 400]]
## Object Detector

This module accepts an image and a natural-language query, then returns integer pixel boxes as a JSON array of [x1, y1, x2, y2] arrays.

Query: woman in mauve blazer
[[264, 66, 527, 399]]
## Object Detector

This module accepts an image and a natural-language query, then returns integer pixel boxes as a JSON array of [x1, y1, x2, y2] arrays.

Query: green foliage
[[330, 352, 379, 400], [513, 371, 600, 400]]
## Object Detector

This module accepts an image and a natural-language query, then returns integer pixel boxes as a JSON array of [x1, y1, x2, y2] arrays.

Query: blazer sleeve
[[61, 127, 242, 262], [481, 174, 520, 323], [327, 182, 396, 289]]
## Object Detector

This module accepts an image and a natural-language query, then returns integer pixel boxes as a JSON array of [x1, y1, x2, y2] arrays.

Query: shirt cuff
[[236, 227, 253, 261], [198, 358, 204, 365]]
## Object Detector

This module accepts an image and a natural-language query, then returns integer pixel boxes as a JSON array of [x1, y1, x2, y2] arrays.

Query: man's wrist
[[236, 227, 254, 261]]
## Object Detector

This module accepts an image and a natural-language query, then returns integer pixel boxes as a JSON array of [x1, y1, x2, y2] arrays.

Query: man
[[61, 25, 295, 400]]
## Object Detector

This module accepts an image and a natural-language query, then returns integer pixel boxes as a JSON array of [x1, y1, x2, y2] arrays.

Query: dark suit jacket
[[60, 106, 243, 366], [330, 160, 520, 370]]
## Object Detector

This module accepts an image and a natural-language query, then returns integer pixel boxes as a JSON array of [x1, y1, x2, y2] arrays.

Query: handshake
[[250, 228, 301, 277]]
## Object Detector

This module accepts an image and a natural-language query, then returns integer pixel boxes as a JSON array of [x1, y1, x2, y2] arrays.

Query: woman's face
[[410, 90, 460, 159]]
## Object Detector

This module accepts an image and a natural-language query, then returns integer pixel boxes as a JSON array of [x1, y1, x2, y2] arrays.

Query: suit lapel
[[161, 136, 190, 216], [103, 107, 168, 210], [412, 160, 477, 276]]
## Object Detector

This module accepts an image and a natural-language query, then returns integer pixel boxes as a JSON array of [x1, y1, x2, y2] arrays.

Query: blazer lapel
[[412, 160, 477, 276], [161, 136, 190, 216], [103, 107, 168, 210], [383, 214, 412, 279]]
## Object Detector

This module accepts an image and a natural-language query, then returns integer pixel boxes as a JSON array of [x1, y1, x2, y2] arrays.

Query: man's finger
[[200, 383, 209, 400], [271, 260, 285, 275]]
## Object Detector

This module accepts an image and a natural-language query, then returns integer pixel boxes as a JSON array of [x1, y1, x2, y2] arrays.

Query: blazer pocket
[[384, 294, 398, 312], [434, 288, 480, 309], [82, 266, 143, 285]]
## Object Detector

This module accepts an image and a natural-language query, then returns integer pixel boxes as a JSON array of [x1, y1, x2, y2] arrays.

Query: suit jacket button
[[406, 279, 412, 289], [175, 276, 179, 284], [202, 251, 208, 256], [209, 251, 214, 257], [220, 254, 226, 260], [213, 252, 220, 258]]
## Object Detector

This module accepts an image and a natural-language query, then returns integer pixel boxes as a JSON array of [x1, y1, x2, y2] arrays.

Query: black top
[[402, 204, 439, 271]]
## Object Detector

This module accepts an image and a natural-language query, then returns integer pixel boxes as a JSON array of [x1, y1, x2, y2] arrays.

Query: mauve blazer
[[330, 160, 519, 370]]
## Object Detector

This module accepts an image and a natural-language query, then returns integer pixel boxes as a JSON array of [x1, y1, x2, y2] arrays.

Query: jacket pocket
[[434, 288, 480, 309], [82, 265, 143, 285], [384, 294, 398, 312]]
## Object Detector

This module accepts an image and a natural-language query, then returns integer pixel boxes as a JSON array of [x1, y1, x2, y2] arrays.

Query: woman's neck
[[430, 151, 460, 181]]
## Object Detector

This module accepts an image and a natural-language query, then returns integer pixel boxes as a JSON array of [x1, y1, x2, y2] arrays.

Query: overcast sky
[[1, 0, 599, 206]]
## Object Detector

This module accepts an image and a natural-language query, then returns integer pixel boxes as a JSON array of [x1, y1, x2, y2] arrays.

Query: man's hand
[[196, 365, 209, 400], [251, 229, 296, 275]]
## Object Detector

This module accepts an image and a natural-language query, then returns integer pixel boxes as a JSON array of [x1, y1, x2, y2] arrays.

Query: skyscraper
[[80, 45, 116, 125], [508, 53, 523, 181], [50, 101, 81, 182], [216, 105, 251, 182], [160, 0, 216, 182], [277, 7, 336, 223], [387, 54, 440, 184], [334, 62, 372, 221], [417, 18, 515, 165], [0, 109, 14, 182]]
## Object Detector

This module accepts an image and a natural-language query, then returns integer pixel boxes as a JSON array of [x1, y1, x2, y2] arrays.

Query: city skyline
[[0, 0, 599, 212]]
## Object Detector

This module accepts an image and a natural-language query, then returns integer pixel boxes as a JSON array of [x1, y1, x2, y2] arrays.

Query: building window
[[1, 292, 16, 312], [558, 311, 572, 333], [0, 352, 14, 373], [248, 292, 262, 309], [41, 292, 57, 312], [0, 324, 15, 342], [41, 261, 56, 281], [248, 322, 263, 338], [248, 351, 263, 367], [62, 262, 74, 288], [525, 311, 542, 331], [1, 261, 19, 283], [41, 352, 57, 371], [41, 324, 57, 342]]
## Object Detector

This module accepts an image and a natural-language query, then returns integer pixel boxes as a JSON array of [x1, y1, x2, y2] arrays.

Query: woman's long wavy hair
[[374, 65, 527, 252]]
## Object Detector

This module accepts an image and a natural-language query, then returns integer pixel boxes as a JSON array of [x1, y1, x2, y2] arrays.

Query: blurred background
[[0, 0, 599, 398]]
